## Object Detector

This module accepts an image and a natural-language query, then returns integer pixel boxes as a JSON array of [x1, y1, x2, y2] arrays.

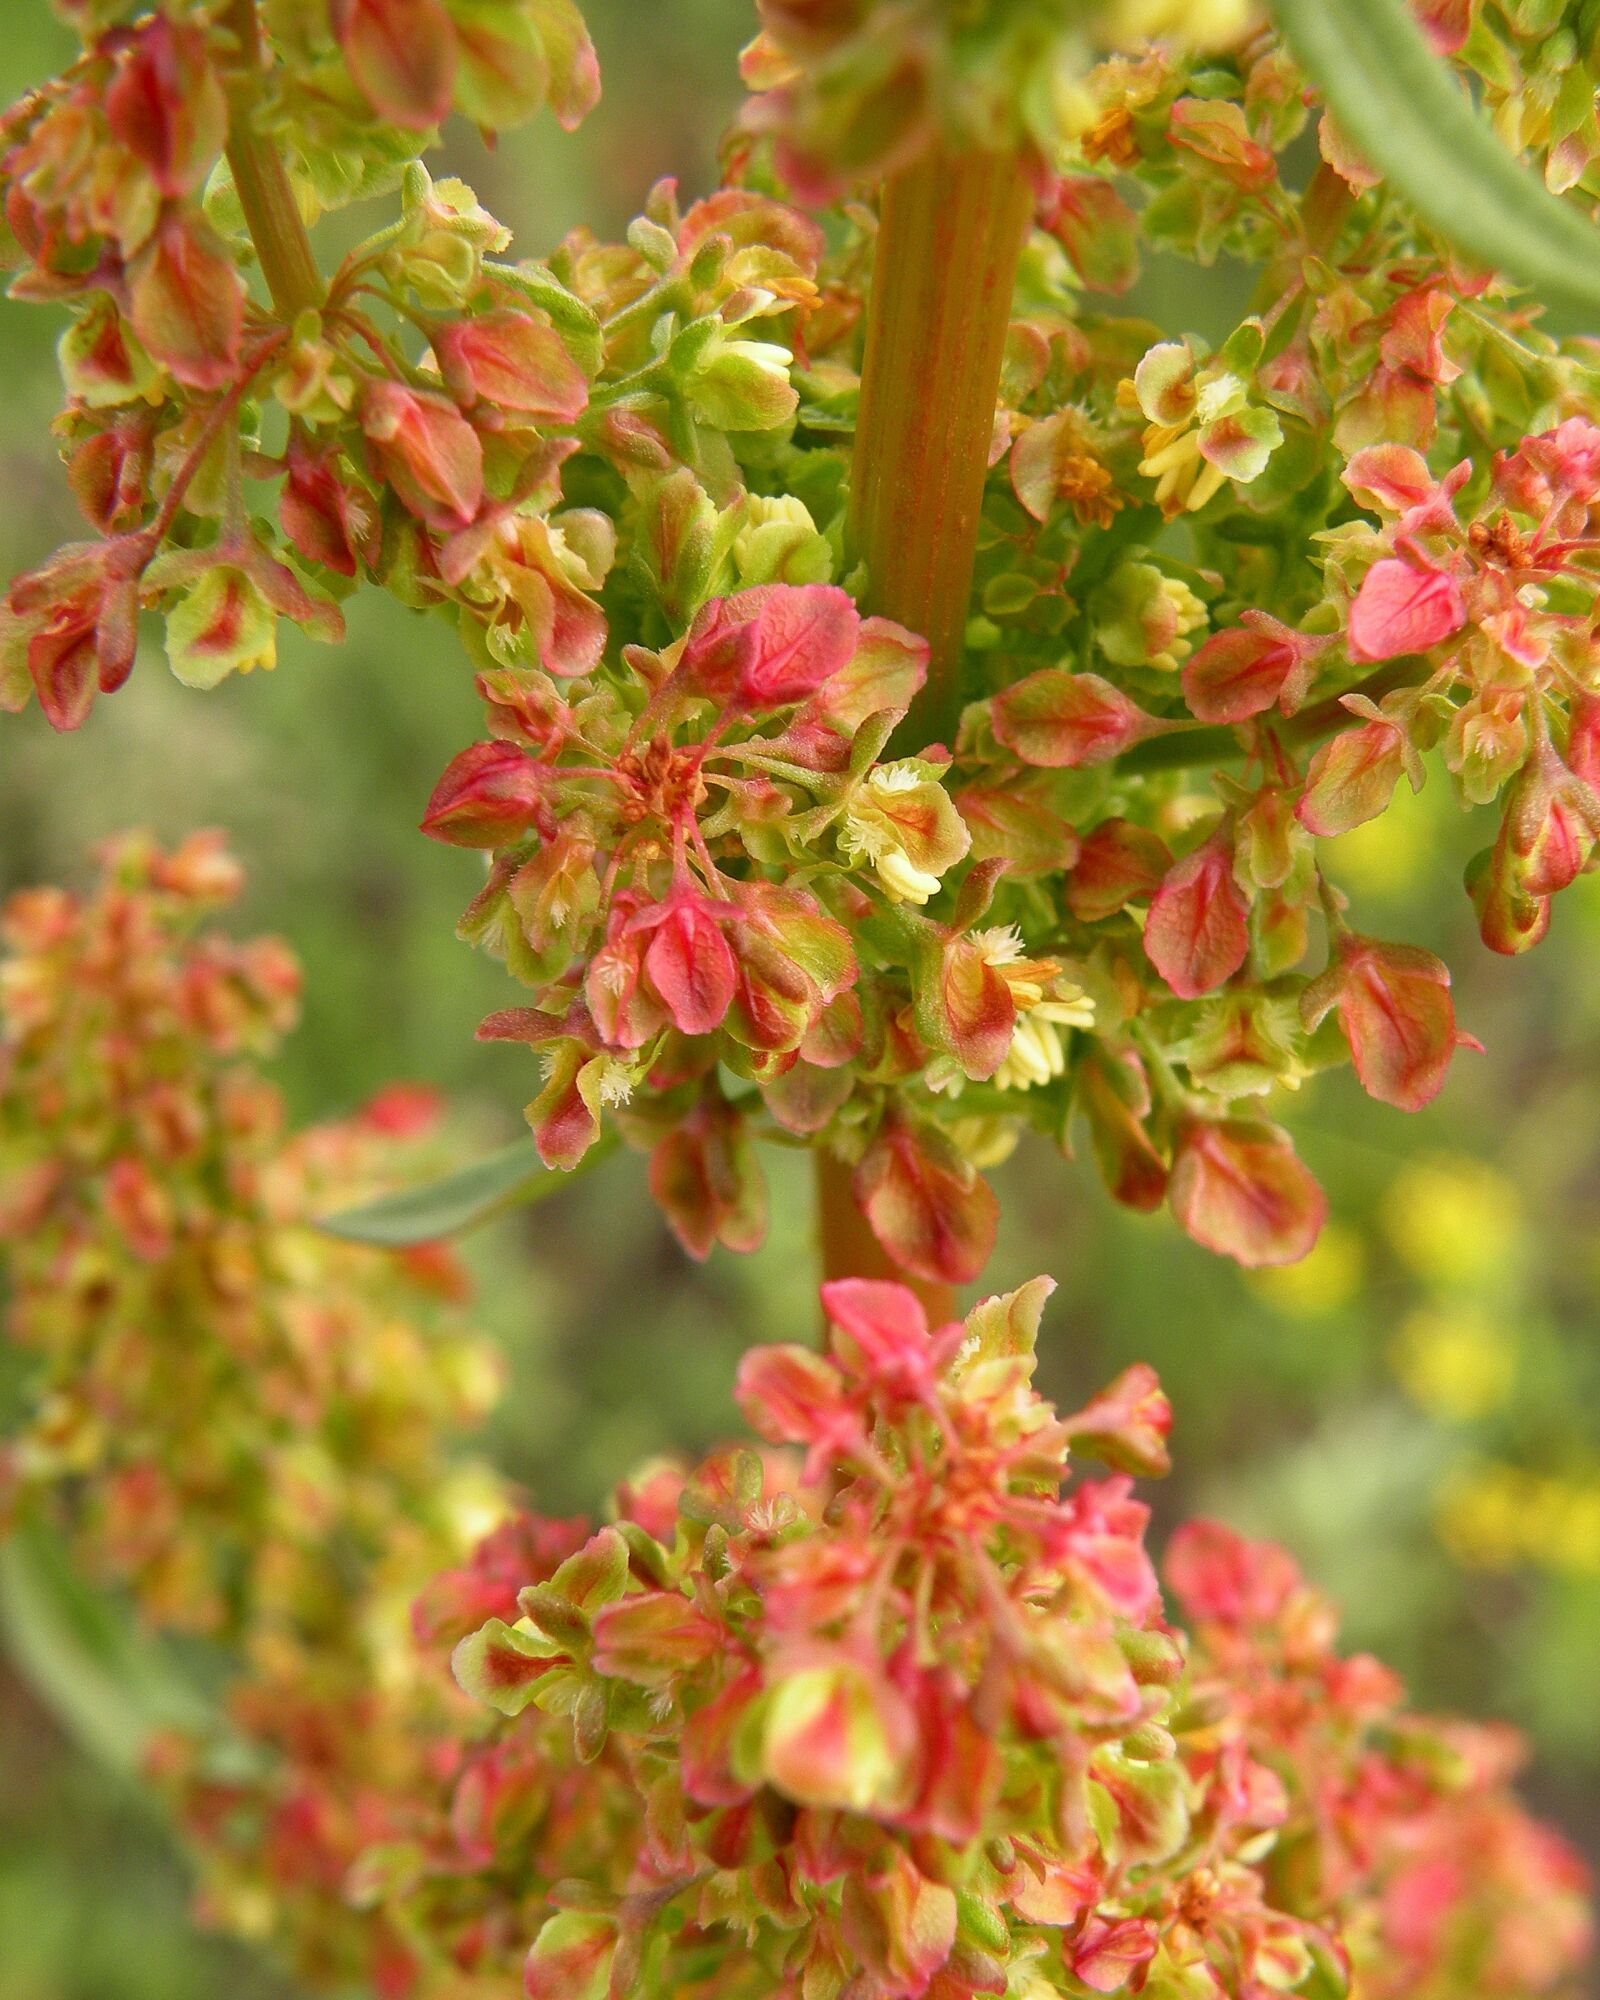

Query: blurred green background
[[1, 5, 1597, 1996]]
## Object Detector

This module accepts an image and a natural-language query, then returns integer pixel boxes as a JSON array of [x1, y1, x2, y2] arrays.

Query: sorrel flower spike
[[443, 1274, 1592, 2000], [1, 0, 600, 728], [12, 0, 1600, 1301], [1, 855, 1587, 1995]]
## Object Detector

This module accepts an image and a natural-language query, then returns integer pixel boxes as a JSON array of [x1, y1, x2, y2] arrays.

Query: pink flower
[[1347, 557, 1466, 662]]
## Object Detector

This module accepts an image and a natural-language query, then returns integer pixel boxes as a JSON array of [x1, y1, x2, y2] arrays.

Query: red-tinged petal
[[590, 1594, 720, 1684], [1077, 1051, 1169, 1212], [839, 1851, 957, 1993], [677, 189, 826, 272], [450, 1617, 559, 1715], [735, 1343, 851, 1448], [680, 1669, 762, 1808], [527, 0, 601, 130], [1468, 829, 1552, 957], [105, 17, 226, 198], [105, 1156, 174, 1260], [1505, 741, 1600, 897], [800, 988, 864, 1068], [908, 1684, 1002, 1845], [684, 583, 860, 710], [421, 741, 543, 846], [127, 213, 243, 392], [821, 1277, 943, 1400], [360, 380, 484, 527], [522, 1914, 614, 2000], [434, 310, 589, 420], [332, 0, 456, 129], [1415, 0, 1471, 51], [1169, 97, 1276, 189], [649, 1103, 767, 1259], [27, 602, 101, 731], [1164, 1518, 1302, 1626], [1063, 1363, 1173, 1478], [1331, 936, 1472, 1110], [1297, 720, 1406, 837], [1040, 174, 1140, 294], [1342, 442, 1438, 516], [585, 919, 660, 1050], [1182, 625, 1301, 724], [1347, 557, 1465, 663], [280, 447, 375, 579], [955, 780, 1079, 878], [800, 614, 926, 733], [1093, 1750, 1191, 1866], [761, 1658, 917, 1816], [1067, 819, 1171, 924], [939, 934, 1015, 1080], [1072, 1916, 1160, 1995], [737, 585, 860, 708], [644, 900, 737, 1036], [992, 668, 1153, 767], [1168, 1118, 1326, 1267], [854, 1122, 998, 1285], [524, 1042, 602, 1169], [1143, 833, 1250, 999], [1520, 790, 1593, 897]]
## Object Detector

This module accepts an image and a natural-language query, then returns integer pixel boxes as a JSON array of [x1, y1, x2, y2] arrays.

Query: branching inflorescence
[[8, 2, 1600, 1286], [0, 863, 1589, 1996], [2, 1, 1599, 1996]]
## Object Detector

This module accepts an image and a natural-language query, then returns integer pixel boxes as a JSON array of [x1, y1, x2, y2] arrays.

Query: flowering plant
[[3, 0, 1600, 1993], [0, 863, 1589, 1994]]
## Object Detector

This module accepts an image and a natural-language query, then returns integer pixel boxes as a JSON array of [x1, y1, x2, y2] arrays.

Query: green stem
[[220, 0, 323, 321], [851, 144, 1033, 753], [1118, 660, 1418, 777]]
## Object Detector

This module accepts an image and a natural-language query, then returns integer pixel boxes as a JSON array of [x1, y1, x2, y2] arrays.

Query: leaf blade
[[0, 1520, 216, 1774], [1272, 0, 1600, 316], [317, 1131, 618, 1246]]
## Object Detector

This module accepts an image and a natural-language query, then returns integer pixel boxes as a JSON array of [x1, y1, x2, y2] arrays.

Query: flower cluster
[[1, 6, 1597, 1998], [0, 832, 494, 1631], [735, 0, 1257, 200], [9, 7, 1600, 1287], [408, 184, 1568, 1281], [0, 0, 598, 727], [0, 844, 1588, 1999], [0, 835, 511, 1992], [429, 1275, 1592, 2000]]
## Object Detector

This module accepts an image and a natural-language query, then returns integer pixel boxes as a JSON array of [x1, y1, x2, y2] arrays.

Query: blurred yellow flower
[[1437, 1464, 1527, 1570], [1247, 1221, 1364, 1316], [1383, 1156, 1524, 1292], [1436, 1463, 1600, 1575], [1390, 1308, 1516, 1422]]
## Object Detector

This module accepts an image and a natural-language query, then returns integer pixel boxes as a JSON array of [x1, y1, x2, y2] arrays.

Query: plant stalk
[[818, 144, 1031, 1307], [220, 0, 323, 321], [815, 1150, 957, 1325], [851, 144, 1034, 753]]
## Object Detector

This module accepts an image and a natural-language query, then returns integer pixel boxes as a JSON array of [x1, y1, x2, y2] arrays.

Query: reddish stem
[[815, 1150, 957, 1325], [817, 145, 1032, 1301], [851, 144, 1033, 752], [149, 334, 288, 542]]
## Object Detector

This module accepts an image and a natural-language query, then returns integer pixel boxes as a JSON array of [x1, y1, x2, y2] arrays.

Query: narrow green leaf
[[318, 1131, 619, 1247], [1271, 0, 1600, 316], [0, 1520, 214, 1774]]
